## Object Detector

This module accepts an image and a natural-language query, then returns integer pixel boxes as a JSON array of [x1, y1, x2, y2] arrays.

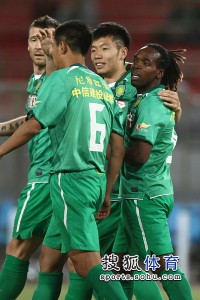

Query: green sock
[[65, 272, 93, 300], [85, 264, 127, 300], [134, 270, 163, 300], [120, 280, 134, 300], [161, 268, 194, 300], [0, 254, 29, 300], [32, 272, 63, 300]]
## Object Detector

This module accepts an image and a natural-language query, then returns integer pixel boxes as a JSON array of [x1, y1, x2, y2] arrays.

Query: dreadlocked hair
[[146, 43, 186, 91]]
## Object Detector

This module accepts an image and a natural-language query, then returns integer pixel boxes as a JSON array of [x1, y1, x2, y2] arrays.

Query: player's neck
[[104, 67, 126, 84], [33, 64, 46, 76], [61, 54, 86, 69]]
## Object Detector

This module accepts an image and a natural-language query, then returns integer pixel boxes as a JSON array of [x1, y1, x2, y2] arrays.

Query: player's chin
[[36, 61, 46, 68], [34, 58, 46, 67], [95, 68, 107, 76]]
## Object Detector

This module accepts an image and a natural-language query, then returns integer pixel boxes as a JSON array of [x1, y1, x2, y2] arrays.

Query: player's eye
[[29, 37, 38, 43]]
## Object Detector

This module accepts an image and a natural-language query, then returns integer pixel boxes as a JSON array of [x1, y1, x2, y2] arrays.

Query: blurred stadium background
[[0, 0, 200, 298]]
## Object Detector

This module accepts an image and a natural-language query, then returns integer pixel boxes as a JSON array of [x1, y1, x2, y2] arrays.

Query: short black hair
[[29, 15, 60, 31], [55, 20, 92, 56], [92, 22, 131, 49]]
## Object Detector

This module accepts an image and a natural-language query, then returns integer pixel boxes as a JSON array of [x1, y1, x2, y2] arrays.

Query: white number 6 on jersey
[[89, 103, 106, 152]]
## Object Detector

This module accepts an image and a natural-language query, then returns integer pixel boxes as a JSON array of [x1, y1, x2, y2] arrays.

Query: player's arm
[[0, 117, 41, 159], [0, 116, 26, 136], [124, 138, 152, 168], [96, 132, 125, 220], [37, 28, 56, 76], [106, 132, 125, 196], [158, 90, 182, 122]]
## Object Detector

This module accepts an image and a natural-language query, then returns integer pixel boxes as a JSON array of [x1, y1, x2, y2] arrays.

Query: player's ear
[[60, 41, 68, 54], [120, 47, 128, 61], [156, 69, 164, 79]]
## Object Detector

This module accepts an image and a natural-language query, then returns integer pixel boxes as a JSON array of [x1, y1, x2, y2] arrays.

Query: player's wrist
[[174, 105, 181, 112]]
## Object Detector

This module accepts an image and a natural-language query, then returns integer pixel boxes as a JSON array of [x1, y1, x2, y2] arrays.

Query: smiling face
[[91, 36, 127, 83], [131, 46, 164, 93]]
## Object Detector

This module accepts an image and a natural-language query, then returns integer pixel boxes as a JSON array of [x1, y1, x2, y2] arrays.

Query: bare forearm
[[124, 140, 152, 168], [106, 148, 125, 197], [0, 118, 41, 158], [175, 107, 182, 123], [0, 116, 26, 136], [124, 146, 141, 167]]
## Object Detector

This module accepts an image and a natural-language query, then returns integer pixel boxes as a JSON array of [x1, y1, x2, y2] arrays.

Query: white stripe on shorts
[[16, 183, 35, 232], [58, 173, 68, 228], [134, 200, 149, 252]]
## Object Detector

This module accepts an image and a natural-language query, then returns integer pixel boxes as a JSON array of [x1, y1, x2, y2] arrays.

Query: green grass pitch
[[16, 283, 200, 299]]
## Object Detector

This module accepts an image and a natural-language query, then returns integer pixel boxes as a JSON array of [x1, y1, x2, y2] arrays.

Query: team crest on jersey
[[115, 85, 125, 97], [28, 95, 41, 109], [116, 100, 126, 109], [135, 122, 151, 131]]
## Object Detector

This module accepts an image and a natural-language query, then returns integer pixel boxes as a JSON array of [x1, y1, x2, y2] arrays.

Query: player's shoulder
[[142, 86, 165, 107], [140, 87, 173, 121]]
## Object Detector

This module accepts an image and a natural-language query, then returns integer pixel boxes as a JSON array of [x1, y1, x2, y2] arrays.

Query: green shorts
[[112, 217, 128, 253], [97, 200, 121, 255], [13, 183, 52, 239], [49, 170, 106, 254], [113, 195, 174, 260], [44, 200, 122, 254]]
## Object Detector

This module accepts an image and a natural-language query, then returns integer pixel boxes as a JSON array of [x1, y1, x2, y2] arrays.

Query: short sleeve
[[112, 101, 124, 137], [29, 71, 70, 128], [130, 97, 168, 145]]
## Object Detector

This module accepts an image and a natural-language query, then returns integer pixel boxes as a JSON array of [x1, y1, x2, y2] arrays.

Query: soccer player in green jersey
[[0, 20, 128, 300], [65, 22, 183, 300], [0, 15, 60, 300], [113, 44, 194, 300]]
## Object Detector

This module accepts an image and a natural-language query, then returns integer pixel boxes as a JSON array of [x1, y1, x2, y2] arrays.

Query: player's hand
[[95, 195, 111, 220], [36, 28, 55, 57], [158, 90, 181, 112]]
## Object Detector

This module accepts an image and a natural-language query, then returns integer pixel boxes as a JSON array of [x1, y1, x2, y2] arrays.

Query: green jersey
[[31, 64, 123, 173], [109, 71, 137, 199], [26, 73, 53, 183], [122, 85, 177, 199]]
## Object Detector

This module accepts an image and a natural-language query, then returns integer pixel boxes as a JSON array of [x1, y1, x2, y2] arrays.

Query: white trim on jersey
[[150, 193, 173, 199], [166, 155, 172, 163], [67, 66, 79, 74], [27, 181, 48, 184]]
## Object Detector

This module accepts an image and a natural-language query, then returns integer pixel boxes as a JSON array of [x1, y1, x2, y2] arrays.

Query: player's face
[[91, 36, 125, 78], [28, 27, 46, 68], [131, 46, 163, 93]]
